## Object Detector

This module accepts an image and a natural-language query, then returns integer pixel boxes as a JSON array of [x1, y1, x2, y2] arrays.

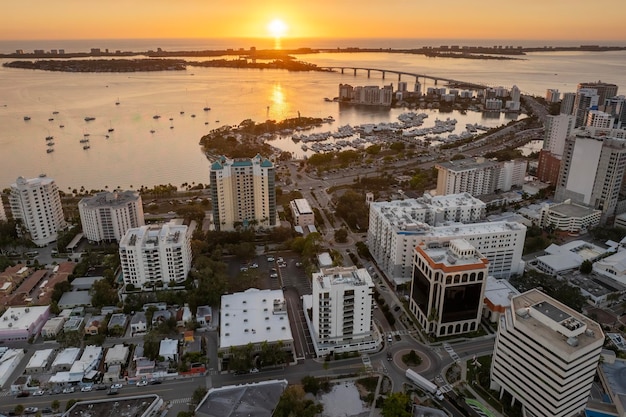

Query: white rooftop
[[69, 345, 101, 375], [421, 220, 525, 238], [316, 266, 374, 289], [317, 252, 333, 267], [52, 347, 81, 367], [105, 344, 129, 364], [537, 241, 607, 273], [120, 221, 188, 247], [220, 288, 293, 349], [159, 338, 178, 357], [484, 277, 519, 310], [25, 348, 54, 369], [292, 198, 313, 214], [0, 306, 49, 332]]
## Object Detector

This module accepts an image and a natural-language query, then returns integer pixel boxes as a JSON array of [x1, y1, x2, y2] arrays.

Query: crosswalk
[[169, 397, 192, 405], [443, 343, 461, 363]]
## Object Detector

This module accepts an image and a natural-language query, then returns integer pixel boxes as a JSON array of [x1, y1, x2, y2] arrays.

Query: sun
[[267, 19, 288, 38]]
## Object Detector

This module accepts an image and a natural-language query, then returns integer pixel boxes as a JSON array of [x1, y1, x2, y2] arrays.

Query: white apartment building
[[9, 175, 65, 246], [546, 89, 560, 103], [560, 92, 576, 115], [338, 84, 394, 106], [309, 266, 377, 356], [490, 289, 604, 417], [368, 216, 525, 284], [573, 87, 600, 127], [209, 155, 276, 231], [543, 114, 575, 157], [78, 190, 144, 243], [410, 239, 489, 337], [586, 110, 615, 128], [119, 221, 192, 287], [555, 127, 626, 224], [368, 194, 486, 282], [436, 157, 526, 197], [289, 198, 314, 227]]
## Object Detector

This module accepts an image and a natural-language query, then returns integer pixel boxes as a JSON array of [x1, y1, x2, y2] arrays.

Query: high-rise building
[[543, 114, 575, 157], [537, 150, 563, 185], [573, 88, 600, 127], [560, 92, 576, 115], [0, 196, 6, 222], [555, 127, 626, 224], [209, 155, 276, 231], [490, 289, 604, 417], [119, 221, 192, 287], [78, 191, 144, 243], [546, 89, 560, 103], [368, 194, 486, 281], [577, 81, 618, 106], [603, 95, 626, 129], [436, 157, 526, 196], [9, 175, 65, 246], [586, 110, 614, 128], [310, 266, 376, 356], [410, 239, 488, 337]]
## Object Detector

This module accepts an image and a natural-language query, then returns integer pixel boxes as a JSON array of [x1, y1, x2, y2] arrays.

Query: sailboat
[[108, 121, 114, 133], [115, 97, 120, 105]]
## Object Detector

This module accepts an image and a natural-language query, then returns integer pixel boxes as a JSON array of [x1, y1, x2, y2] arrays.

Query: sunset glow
[[267, 19, 288, 38]]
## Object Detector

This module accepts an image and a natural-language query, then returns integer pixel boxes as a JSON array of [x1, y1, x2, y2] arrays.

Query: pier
[[319, 66, 487, 90]]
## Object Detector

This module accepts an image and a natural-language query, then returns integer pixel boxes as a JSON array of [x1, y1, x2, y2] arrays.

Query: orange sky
[[2, 0, 626, 42]]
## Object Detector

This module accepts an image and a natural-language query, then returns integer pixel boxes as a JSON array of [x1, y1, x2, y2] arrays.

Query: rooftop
[[196, 380, 287, 417], [79, 190, 141, 208], [416, 239, 489, 271], [120, 221, 188, 247], [315, 266, 374, 289], [548, 201, 600, 218], [220, 289, 293, 349], [436, 157, 499, 172], [65, 394, 161, 417], [0, 306, 49, 331], [292, 198, 313, 214], [511, 289, 603, 353]]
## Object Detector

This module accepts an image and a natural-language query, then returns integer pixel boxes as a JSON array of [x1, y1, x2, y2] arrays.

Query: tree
[[90, 279, 119, 308], [580, 259, 593, 274], [334, 228, 348, 243], [14, 405, 24, 416], [192, 386, 208, 405], [273, 385, 323, 417], [65, 399, 78, 412], [301, 375, 320, 394], [51, 400, 60, 413], [381, 392, 411, 417]]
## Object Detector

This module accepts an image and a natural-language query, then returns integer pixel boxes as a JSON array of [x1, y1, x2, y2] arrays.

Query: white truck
[[405, 369, 444, 400]]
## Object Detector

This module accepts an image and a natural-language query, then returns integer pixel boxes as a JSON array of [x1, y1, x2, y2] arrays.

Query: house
[[130, 312, 147, 336], [107, 313, 128, 335], [196, 306, 213, 328], [152, 310, 172, 326], [40, 316, 66, 339], [63, 317, 85, 334], [84, 315, 104, 336], [176, 305, 192, 327], [105, 344, 129, 367], [159, 338, 178, 362]]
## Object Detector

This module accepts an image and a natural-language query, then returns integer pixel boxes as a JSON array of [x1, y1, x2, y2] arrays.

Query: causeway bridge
[[319, 66, 487, 90]]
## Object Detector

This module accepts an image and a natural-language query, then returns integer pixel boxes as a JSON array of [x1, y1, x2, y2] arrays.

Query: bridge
[[319, 66, 487, 90]]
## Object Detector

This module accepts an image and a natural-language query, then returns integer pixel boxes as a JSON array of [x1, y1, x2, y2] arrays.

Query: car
[[394, 305, 401, 312], [277, 257, 284, 263], [149, 380, 162, 385], [16, 391, 29, 398], [267, 256, 275, 262], [240, 266, 248, 272], [111, 383, 123, 390], [33, 390, 45, 396], [387, 352, 393, 361], [41, 408, 53, 414], [107, 389, 119, 395], [62, 387, 75, 394], [80, 385, 92, 392], [233, 369, 249, 375], [137, 380, 148, 387], [270, 272, 278, 278], [249, 368, 259, 373], [387, 334, 393, 343], [95, 384, 108, 391], [295, 262, 302, 267], [24, 408, 38, 415], [278, 262, 286, 268], [250, 263, 259, 268]]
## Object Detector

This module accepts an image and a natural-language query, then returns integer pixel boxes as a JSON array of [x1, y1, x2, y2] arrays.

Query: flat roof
[[66, 394, 161, 417], [484, 277, 519, 308], [105, 344, 129, 363], [436, 157, 499, 172], [512, 289, 603, 354], [0, 306, 49, 331], [79, 190, 140, 208], [220, 289, 293, 349], [549, 202, 599, 218], [196, 380, 287, 417], [292, 198, 313, 214], [120, 221, 188, 247], [58, 291, 92, 307], [25, 348, 54, 369], [52, 347, 81, 366], [315, 266, 374, 290]]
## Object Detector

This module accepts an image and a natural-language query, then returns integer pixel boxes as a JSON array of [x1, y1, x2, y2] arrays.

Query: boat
[[83, 145, 90, 150], [105, 135, 110, 138], [204, 122, 209, 125], [80, 138, 89, 143], [108, 128, 114, 132], [203, 102, 211, 111], [46, 148, 54, 153], [153, 115, 161, 119], [23, 116, 31, 121], [59, 125, 65, 128], [169, 117, 173, 121], [84, 133, 90, 137], [180, 110, 185, 115], [150, 130, 156, 134], [191, 114, 196, 118], [170, 126, 174, 129], [115, 97, 120, 105], [52, 111, 59, 115], [47, 142, 55, 146], [84, 116, 96, 122], [48, 118, 54, 121], [45, 135, 54, 141]]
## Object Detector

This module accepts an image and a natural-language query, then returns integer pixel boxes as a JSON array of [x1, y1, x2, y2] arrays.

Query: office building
[[573, 88, 600, 128], [368, 194, 486, 281], [410, 239, 488, 337], [603, 95, 626, 129], [9, 175, 65, 246], [78, 190, 144, 243], [436, 157, 526, 197], [218, 289, 294, 369], [560, 92, 576, 115], [490, 289, 604, 417], [289, 198, 314, 227], [309, 266, 377, 356], [578, 81, 618, 106], [555, 127, 626, 224], [119, 221, 192, 287], [209, 155, 276, 231]]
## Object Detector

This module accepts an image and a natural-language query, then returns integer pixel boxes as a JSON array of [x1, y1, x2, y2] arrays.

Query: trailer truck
[[405, 369, 444, 400]]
